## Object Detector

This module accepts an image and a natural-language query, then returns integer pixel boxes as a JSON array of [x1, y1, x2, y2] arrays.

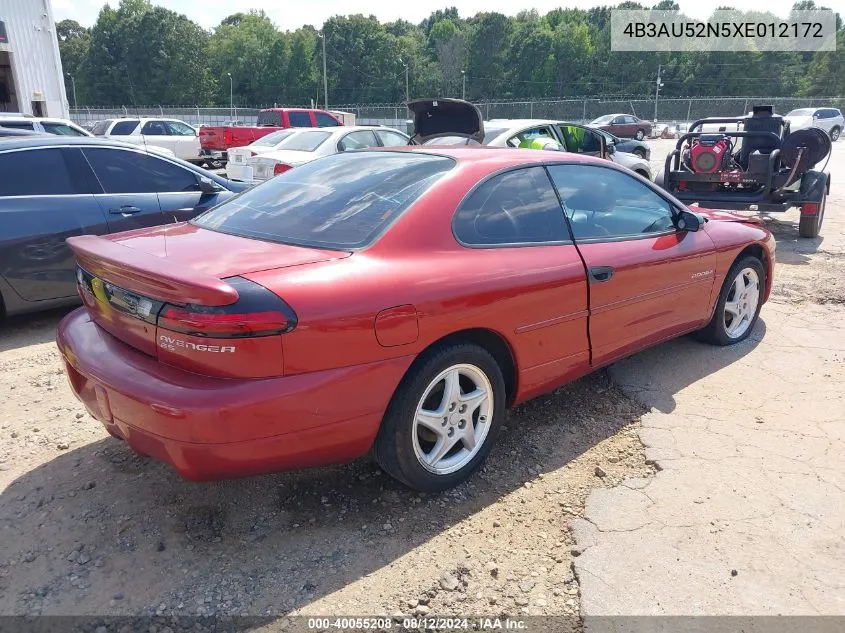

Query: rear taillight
[[274, 163, 292, 175], [157, 277, 297, 339], [802, 202, 819, 216]]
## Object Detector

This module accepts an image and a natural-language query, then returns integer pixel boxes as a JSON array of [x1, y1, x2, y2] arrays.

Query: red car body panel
[[199, 109, 343, 153], [57, 147, 775, 481]]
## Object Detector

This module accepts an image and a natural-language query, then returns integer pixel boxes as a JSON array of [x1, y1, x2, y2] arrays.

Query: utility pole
[[320, 32, 329, 111], [461, 70, 466, 100], [226, 72, 233, 121], [67, 74, 77, 109], [653, 64, 663, 123], [399, 58, 409, 102]]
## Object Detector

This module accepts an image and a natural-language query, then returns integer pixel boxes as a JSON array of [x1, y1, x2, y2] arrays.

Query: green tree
[[56, 19, 90, 105]]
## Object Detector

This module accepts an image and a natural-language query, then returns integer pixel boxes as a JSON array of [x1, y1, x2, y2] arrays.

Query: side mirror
[[676, 209, 702, 232], [812, 113, 820, 119], [198, 176, 223, 194]]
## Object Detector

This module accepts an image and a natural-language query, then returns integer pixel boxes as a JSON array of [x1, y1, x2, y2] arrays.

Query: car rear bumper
[[225, 162, 253, 181], [56, 308, 412, 481]]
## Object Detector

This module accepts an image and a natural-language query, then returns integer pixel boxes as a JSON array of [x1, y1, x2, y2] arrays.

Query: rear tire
[[831, 126, 840, 142], [635, 129, 645, 140], [697, 256, 765, 346], [374, 343, 506, 492], [798, 194, 826, 238], [634, 148, 646, 159]]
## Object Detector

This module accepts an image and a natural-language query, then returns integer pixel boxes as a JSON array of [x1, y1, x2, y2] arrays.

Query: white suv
[[784, 107, 843, 142], [0, 115, 91, 136], [91, 117, 202, 162]]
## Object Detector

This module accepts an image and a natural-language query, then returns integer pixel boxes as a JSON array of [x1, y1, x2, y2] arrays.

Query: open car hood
[[406, 98, 484, 144]]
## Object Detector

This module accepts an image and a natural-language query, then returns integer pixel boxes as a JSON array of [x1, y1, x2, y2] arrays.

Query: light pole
[[461, 70, 466, 100], [67, 73, 77, 109], [226, 72, 233, 121], [653, 64, 664, 123], [319, 32, 328, 110], [399, 58, 409, 103]]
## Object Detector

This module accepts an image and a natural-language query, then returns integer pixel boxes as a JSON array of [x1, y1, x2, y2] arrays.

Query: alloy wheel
[[412, 363, 493, 475], [723, 267, 760, 339]]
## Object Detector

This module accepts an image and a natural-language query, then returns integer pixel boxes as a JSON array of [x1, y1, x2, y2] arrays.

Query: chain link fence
[[69, 96, 844, 130]]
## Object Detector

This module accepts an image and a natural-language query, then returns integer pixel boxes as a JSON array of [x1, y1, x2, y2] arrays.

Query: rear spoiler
[[67, 235, 239, 307]]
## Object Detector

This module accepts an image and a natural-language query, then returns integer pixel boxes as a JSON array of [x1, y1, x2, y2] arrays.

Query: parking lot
[[1, 138, 843, 622]]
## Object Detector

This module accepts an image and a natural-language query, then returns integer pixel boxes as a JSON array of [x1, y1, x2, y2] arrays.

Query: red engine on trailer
[[689, 134, 732, 174]]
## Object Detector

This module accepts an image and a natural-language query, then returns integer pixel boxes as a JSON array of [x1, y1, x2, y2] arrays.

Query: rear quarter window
[[193, 152, 454, 250]]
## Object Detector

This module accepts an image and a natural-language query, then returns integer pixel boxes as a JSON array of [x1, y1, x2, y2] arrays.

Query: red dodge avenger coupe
[[58, 145, 775, 491]]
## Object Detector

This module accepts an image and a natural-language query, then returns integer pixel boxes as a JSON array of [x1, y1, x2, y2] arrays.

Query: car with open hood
[[407, 100, 652, 179]]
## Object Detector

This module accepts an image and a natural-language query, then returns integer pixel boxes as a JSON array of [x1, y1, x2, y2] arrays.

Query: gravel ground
[[1, 136, 841, 627], [0, 316, 652, 622]]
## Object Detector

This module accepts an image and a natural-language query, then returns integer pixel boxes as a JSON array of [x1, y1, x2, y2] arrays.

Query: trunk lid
[[406, 98, 484, 144], [68, 226, 348, 377]]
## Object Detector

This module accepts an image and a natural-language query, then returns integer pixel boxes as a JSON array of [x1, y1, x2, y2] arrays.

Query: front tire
[[635, 129, 646, 140], [374, 343, 506, 492], [697, 256, 765, 346], [634, 148, 646, 159], [831, 126, 841, 142]]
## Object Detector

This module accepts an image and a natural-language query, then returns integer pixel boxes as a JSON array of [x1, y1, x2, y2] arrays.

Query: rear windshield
[[277, 130, 330, 151], [192, 152, 455, 250], [257, 111, 282, 127], [251, 130, 296, 147]]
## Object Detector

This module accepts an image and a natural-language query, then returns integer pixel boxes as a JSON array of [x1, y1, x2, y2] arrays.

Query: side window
[[547, 165, 675, 241], [0, 149, 81, 196], [110, 120, 140, 135], [165, 121, 196, 136], [288, 112, 312, 127], [507, 126, 556, 147], [338, 131, 378, 151], [453, 167, 570, 246], [41, 122, 87, 136], [376, 130, 409, 146], [558, 125, 603, 154], [612, 116, 625, 125], [315, 113, 340, 127], [83, 148, 200, 194], [91, 120, 111, 135], [141, 120, 168, 136], [0, 121, 35, 130]]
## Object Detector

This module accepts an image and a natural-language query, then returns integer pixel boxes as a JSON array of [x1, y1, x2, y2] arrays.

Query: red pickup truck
[[199, 108, 344, 162]]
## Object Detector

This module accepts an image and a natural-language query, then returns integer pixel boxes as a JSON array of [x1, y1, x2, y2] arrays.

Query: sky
[[52, 0, 820, 31]]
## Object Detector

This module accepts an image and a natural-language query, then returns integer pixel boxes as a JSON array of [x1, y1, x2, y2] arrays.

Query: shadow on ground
[[0, 306, 75, 353], [608, 319, 766, 414]]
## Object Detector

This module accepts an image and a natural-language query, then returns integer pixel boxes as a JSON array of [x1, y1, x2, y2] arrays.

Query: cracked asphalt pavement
[[573, 139, 845, 621]]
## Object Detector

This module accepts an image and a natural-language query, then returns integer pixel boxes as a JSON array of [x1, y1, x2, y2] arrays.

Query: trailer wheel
[[798, 195, 826, 238]]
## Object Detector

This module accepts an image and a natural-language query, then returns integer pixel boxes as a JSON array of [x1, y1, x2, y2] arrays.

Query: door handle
[[588, 266, 614, 283], [109, 205, 141, 215]]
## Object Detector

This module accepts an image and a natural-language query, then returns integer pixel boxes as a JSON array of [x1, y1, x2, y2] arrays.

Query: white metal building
[[0, 0, 68, 117]]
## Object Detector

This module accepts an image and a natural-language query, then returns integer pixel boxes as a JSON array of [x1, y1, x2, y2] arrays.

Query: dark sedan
[[589, 114, 653, 140], [595, 129, 650, 160], [0, 137, 248, 317]]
